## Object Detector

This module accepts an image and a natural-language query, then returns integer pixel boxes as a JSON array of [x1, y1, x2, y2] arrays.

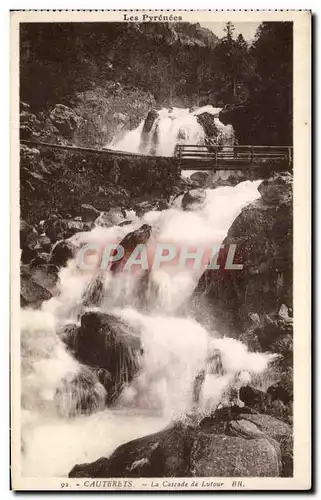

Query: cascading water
[[21, 107, 276, 478], [107, 105, 234, 157]]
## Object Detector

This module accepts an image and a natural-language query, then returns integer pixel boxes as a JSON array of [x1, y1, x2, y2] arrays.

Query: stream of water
[[21, 107, 275, 477]]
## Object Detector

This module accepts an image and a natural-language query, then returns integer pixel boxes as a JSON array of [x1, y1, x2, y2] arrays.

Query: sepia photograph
[[10, 10, 311, 491]]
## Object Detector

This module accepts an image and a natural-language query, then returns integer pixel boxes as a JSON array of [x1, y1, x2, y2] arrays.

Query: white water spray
[[21, 107, 274, 477], [107, 105, 234, 157]]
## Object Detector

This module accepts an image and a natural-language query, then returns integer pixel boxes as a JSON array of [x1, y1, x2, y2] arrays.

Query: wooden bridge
[[175, 145, 293, 170], [20, 139, 292, 172]]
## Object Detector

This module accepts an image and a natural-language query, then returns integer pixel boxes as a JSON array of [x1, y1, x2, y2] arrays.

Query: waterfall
[[21, 108, 275, 478], [107, 105, 234, 157]]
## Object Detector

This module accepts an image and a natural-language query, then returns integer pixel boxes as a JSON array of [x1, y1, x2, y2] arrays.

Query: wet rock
[[72, 311, 141, 401], [81, 272, 105, 308], [55, 365, 107, 417], [142, 110, 159, 133], [191, 433, 280, 477], [181, 189, 206, 211], [94, 208, 125, 228], [58, 323, 79, 353], [80, 204, 101, 223], [196, 112, 220, 139], [20, 267, 52, 308], [110, 224, 152, 274], [69, 423, 194, 478], [50, 240, 74, 267], [30, 264, 59, 294]]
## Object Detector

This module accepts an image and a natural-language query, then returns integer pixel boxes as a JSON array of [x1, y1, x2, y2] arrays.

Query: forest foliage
[[20, 21, 292, 144]]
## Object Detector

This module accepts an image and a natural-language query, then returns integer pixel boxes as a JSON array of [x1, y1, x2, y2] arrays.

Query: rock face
[[193, 173, 293, 423], [196, 112, 220, 140], [195, 173, 292, 328], [69, 410, 292, 478]]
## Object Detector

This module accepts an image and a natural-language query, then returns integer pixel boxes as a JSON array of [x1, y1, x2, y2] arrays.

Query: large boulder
[[69, 423, 194, 478], [69, 411, 291, 478], [190, 434, 280, 477], [67, 311, 141, 402]]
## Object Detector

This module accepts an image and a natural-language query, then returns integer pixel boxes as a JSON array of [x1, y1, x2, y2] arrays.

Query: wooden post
[[288, 146, 292, 166], [215, 147, 218, 168]]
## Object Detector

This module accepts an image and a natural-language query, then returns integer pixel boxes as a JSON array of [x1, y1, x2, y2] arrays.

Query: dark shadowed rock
[[69, 408, 291, 479], [50, 240, 74, 267], [196, 112, 220, 139], [142, 110, 159, 133], [44, 216, 68, 243], [20, 267, 52, 308], [110, 224, 152, 274], [71, 311, 141, 401], [181, 189, 206, 211], [69, 423, 194, 478], [80, 204, 101, 222], [239, 385, 272, 414]]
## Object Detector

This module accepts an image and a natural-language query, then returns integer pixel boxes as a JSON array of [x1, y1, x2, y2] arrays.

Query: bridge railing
[[175, 144, 293, 166]]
